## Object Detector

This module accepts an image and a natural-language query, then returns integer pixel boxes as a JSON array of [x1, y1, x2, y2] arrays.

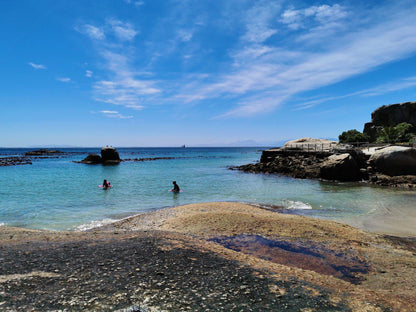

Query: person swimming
[[172, 181, 180, 193], [103, 179, 109, 188]]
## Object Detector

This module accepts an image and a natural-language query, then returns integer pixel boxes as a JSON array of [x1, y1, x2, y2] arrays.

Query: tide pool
[[0, 147, 415, 235]]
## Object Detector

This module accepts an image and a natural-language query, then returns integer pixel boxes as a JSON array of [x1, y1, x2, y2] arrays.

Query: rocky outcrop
[[101, 147, 121, 164], [0, 157, 32, 167], [25, 149, 63, 156], [235, 139, 416, 187], [282, 138, 337, 151], [80, 154, 102, 164], [369, 146, 416, 176], [238, 150, 331, 179], [77, 147, 121, 165], [320, 154, 361, 181], [363, 101, 416, 141]]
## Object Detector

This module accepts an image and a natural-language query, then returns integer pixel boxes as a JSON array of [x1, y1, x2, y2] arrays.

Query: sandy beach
[[1, 202, 416, 311]]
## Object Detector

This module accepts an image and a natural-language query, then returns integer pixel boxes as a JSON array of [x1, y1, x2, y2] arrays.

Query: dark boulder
[[101, 147, 121, 164], [80, 154, 102, 164], [369, 146, 416, 176], [320, 153, 362, 181]]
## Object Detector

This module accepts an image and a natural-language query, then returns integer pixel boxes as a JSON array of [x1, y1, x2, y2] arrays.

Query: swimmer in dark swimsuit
[[172, 181, 180, 193]]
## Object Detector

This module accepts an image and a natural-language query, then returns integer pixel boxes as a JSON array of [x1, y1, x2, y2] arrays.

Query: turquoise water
[[1, 147, 416, 235]]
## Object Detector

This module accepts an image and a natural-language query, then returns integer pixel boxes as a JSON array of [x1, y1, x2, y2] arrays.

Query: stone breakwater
[[235, 143, 416, 188], [0, 156, 32, 167]]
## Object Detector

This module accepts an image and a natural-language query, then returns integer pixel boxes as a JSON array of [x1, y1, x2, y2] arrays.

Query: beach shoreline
[[1, 202, 416, 311]]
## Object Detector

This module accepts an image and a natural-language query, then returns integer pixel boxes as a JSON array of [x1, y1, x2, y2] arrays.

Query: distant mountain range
[[194, 139, 290, 148]]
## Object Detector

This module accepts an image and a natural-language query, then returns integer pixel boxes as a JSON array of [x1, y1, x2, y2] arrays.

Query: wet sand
[[1, 202, 416, 311]]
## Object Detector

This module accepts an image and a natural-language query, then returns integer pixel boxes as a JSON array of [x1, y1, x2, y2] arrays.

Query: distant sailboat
[[181, 144, 186, 148]]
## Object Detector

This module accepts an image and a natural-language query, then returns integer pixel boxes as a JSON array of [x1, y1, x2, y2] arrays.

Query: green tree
[[394, 122, 414, 142], [338, 129, 369, 143], [376, 123, 415, 143], [377, 126, 397, 143]]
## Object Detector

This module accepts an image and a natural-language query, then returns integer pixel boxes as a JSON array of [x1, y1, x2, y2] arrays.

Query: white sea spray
[[75, 218, 118, 231], [283, 200, 312, 210]]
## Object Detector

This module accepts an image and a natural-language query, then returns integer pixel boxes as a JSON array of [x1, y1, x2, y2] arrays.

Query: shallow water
[[209, 235, 370, 284], [0, 147, 415, 235]]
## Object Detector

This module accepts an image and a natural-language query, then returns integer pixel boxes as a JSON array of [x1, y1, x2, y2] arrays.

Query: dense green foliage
[[338, 129, 369, 143], [339, 123, 415, 144], [376, 122, 415, 143]]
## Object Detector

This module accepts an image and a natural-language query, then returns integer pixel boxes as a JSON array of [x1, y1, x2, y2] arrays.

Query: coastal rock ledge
[[235, 138, 416, 187]]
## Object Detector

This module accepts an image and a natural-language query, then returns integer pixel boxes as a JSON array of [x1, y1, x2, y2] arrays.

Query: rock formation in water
[[235, 138, 416, 187], [101, 146, 121, 164], [78, 147, 121, 165], [79, 154, 102, 164], [25, 149, 63, 156]]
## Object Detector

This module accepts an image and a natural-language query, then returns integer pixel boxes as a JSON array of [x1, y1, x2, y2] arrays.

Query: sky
[[1, 0, 416, 147]]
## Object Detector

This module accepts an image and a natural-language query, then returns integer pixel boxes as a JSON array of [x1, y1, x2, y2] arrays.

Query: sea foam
[[283, 200, 312, 210], [75, 218, 118, 231]]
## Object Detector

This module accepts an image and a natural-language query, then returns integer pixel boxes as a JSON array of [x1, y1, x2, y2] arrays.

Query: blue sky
[[1, 0, 416, 147]]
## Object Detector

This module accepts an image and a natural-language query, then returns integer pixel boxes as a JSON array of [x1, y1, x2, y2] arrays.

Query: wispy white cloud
[[76, 1, 416, 119], [100, 110, 133, 119], [76, 24, 105, 40], [28, 62, 46, 70], [93, 51, 160, 109], [177, 29, 193, 42], [85, 70, 93, 77], [175, 1, 416, 117], [295, 75, 416, 110], [280, 4, 348, 30], [242, 1, 280, 43], [108, 19, 138, 41], [57, 77, 71, 82]]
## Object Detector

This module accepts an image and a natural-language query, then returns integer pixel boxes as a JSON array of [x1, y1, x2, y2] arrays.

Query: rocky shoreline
[[1, 202, 416, 311], [234, 139, 416, 188]]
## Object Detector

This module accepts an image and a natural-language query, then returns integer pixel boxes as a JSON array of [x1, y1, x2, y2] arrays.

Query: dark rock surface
[[237, 150, 332, 179], [0, 157, 32, 167], [79, 153, 102, 164], [101, 146, 121, 164], [0, 231, 351, 312], [235, 146, 416, 187], [320, 154, 361, 181], [25, 149, 63, 156], [363, 101, 416, 140], [369, 146, 416, 176]]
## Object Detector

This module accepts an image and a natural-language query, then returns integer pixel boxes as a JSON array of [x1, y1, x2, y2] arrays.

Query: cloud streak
[[174, 1, 416, 117], [77, 1, 416, 119], [57, 77, 71, 82], [28, 62, 46, 70], [100, 110, 133, 119]]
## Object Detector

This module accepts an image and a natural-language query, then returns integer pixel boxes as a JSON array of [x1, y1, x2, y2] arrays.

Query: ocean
[[1, 147, 415, 235]]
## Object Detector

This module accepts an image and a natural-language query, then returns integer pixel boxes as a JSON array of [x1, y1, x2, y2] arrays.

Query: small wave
[[75, 218, 118, 231], [0, 222, 5, 227], [283, 200, 312, 210]]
